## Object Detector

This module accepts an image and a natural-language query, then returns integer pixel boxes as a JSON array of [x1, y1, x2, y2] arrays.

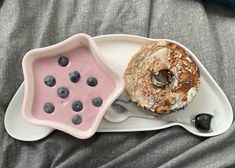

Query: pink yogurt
[[32, 47, 115, 131]]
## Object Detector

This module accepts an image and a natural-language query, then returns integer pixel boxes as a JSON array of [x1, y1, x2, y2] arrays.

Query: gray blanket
[[1, 0, 235, 167]]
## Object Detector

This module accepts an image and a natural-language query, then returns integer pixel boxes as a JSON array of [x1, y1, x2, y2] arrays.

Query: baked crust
[[124, 41, 200, 115]]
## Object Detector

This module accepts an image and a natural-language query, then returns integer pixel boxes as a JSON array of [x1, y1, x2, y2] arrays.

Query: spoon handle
[[129, 113, 156, 119], [159, 117, 191, 124]]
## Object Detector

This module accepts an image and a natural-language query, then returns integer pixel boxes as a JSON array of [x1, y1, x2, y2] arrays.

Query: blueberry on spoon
[[192, 113, 213, 132]]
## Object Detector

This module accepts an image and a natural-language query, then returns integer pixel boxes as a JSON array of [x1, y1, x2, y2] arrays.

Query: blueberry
[[58, 56, 69, 67], [194, 113, 213, 132], [72, 101, 83, 112], [69, 71, 80, 83], [43, 103, 55, 113], [44, 75, 56, 87], [87, 77, 98, 87], [72, 115, 82, 125], [92, 97, 103, 107], [57, 87, 69, 98]]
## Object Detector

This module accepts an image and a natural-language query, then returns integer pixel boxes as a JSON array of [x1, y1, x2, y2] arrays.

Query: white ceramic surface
[[4, 34, 233, 141], [4, 83, 53, 141]]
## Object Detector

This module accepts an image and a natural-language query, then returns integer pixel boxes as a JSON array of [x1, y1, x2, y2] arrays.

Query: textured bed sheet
[[0, 0, 235, 167]]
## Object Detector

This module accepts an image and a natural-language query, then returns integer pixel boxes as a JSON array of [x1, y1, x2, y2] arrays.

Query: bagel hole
[[152, 69, 173, 87]]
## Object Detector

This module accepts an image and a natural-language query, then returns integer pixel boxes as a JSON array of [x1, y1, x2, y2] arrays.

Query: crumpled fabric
[[0, 0, 235, 167]]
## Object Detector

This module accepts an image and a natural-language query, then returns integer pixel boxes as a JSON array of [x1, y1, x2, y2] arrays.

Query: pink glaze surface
[[32, 47, 115, 131]]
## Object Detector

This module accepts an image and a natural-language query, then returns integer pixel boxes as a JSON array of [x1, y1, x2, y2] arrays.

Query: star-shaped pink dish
[[22, 34, 124, 139]]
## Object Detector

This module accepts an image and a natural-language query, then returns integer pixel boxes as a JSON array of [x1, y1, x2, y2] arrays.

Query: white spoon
[[104, 100, 214, 132]]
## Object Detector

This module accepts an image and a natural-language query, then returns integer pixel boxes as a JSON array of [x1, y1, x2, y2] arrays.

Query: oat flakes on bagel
[[124, 40, 200, 115]]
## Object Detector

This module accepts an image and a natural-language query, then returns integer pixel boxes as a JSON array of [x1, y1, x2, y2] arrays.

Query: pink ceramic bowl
[[22, 33, 124, 139]]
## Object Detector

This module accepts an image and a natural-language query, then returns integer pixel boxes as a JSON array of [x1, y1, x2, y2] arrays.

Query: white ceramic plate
[[4, 34, 233, 141], [4, 83, 53, 141]]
